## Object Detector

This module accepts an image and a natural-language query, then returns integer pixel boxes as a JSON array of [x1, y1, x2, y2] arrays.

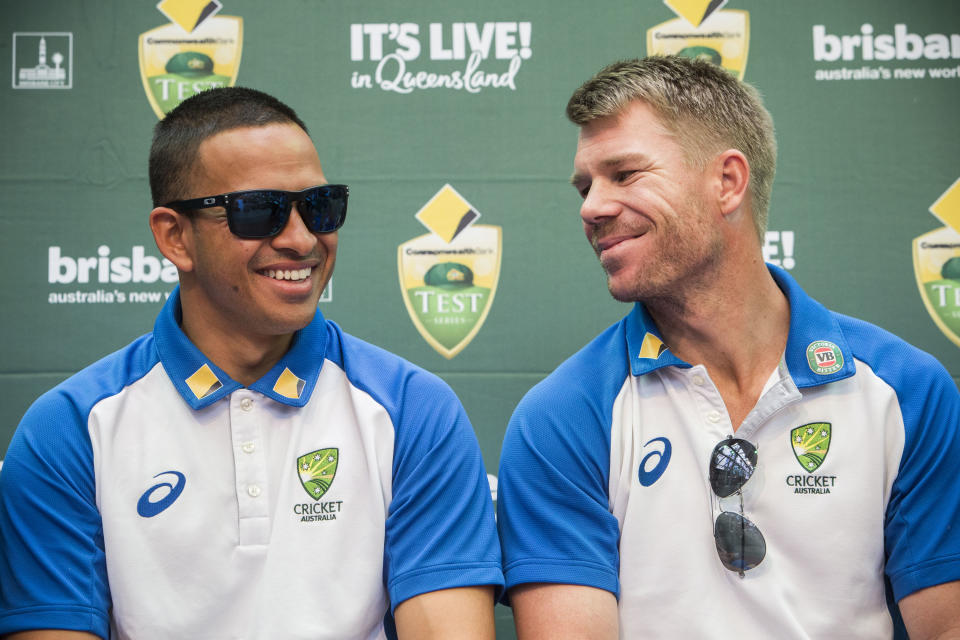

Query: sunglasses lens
[[229, 191, 288, 238], [302, 185, 348, 233], [714, 511, 766, 572], [709, 438, 758, 498]]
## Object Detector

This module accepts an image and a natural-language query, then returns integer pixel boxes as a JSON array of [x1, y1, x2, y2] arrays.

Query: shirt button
[[240, 398, 253, 411], [247, 484, 261, 498], [241, 441, 255, 454], [692, 374, 705, 386], [707, 410, 722, 423]]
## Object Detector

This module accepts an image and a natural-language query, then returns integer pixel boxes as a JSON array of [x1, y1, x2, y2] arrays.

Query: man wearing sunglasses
[[497, 56, 960, 639], [0, 88, 501, 639]]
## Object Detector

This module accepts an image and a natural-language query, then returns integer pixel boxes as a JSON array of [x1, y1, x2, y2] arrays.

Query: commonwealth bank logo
[[647, 0, 750, 79], [297, 448, 339, 500], [638, 333, 668, 360], [913, 178, 960, 348], [138, 0, 242, 118], [398, 185, 502, 359]]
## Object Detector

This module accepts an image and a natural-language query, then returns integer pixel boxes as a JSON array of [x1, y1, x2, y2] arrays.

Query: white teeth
[[265, 268, 311, 281]]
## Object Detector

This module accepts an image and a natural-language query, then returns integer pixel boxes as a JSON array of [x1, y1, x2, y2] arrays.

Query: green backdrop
[[2, 1, 958, 636]]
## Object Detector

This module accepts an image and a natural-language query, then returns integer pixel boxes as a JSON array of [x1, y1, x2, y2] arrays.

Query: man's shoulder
[[11, 332, 159, 458], [833, 311, 950, 389], [327, 322, 442, 382], [777, 264, 952, 396], [324, 321, 456, 406], [514, 317, 631, 424], [30, 333, 159, 418], [828, 310, 960, 433]]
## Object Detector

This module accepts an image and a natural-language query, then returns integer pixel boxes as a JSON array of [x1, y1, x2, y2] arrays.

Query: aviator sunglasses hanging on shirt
[[166, 184, 349, 238], [709, 437, 766, 577]]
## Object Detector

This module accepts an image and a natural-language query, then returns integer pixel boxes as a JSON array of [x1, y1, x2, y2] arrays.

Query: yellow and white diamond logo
[[157, 0, 222, 32], [664, 0, 728, 28], [416, 185, 481, 244]]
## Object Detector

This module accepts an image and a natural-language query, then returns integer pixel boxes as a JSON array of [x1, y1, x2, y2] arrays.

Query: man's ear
[[150, 207, 195, 273], [716, 149, 750, 217]]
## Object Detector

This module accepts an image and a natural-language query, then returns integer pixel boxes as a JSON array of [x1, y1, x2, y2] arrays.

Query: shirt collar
[[154, 287, 329, 410], [625, 264, 855, 387], [625, 302, 691, 376], [770, 264, 855, 387]]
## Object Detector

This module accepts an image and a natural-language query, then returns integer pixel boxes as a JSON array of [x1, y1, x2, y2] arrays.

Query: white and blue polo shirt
[[498, 265, 960, 638], [0, 289, 502, 639]]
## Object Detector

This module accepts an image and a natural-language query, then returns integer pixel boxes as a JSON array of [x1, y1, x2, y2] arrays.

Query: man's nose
[[579, 182, 621, 226], [271, 204, 319, 254]]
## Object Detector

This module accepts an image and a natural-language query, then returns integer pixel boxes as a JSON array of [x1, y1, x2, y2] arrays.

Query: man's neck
[[645, 255, 790, 431], [180, 314, 295, 387]]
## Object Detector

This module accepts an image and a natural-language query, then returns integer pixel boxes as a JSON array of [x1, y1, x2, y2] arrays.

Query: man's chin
[[605, 277, 640, 303], [267, 300, 323, 334]]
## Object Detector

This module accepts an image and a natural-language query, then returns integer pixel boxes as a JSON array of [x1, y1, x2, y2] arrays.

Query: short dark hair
[[149, 87, 309, 206], [567, 56, 776, 238]]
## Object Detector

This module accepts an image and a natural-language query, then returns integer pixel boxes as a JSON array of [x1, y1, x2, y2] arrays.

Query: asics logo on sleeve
[[638, 437, 672, 487], [137, 470, 187, 517]]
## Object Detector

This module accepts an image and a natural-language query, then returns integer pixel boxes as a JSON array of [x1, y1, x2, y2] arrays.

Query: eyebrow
[[570, 152, 653, 185]]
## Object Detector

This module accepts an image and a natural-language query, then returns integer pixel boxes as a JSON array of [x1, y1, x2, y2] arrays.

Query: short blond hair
[[567, 56, 776, 238]]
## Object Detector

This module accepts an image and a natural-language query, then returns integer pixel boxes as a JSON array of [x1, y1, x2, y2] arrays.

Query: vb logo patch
[[297, 448, 339, 500], [647, 0, 750, 79], [806, 340, 843, 375], [138, 0, 242, 118], [913, 178, 960, 348], [791, 423, 831, 472], [398, 185, 502, 359]]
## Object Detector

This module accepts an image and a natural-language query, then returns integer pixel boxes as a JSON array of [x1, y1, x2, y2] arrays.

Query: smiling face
[[572, 100, 724, 303], [178, 123, 336, 345]]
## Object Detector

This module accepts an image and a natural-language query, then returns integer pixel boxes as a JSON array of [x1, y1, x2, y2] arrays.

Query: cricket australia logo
[[398, 184, 502, 358], [787, 423, 836, 495], [791, 423, 831, 472], [297, 448, 339, 500]]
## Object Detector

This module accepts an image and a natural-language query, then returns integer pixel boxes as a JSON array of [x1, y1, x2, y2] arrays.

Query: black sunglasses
[[165, 185, 348, 239], [708, 437, 766, 577]]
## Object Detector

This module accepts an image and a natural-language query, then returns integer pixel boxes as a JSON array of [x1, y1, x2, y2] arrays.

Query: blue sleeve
[[0, 387, 110, 638], [881, 348, 960, 600], [334, 329, 503, 610], [496, 324, 626, 599], [840, 314, 960, 600], [385, 373, 503, 607], [0, 337, 154, 638]]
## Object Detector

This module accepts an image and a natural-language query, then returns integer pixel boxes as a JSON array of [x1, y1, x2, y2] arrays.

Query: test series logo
[[913, 178, 960, 348], [398, 185, 502, 359], [647, 0, 750, 79], [138, 0, 242, 118]]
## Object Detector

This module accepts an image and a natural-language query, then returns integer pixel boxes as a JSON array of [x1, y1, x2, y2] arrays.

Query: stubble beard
[[601, 224, 725, 312]]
